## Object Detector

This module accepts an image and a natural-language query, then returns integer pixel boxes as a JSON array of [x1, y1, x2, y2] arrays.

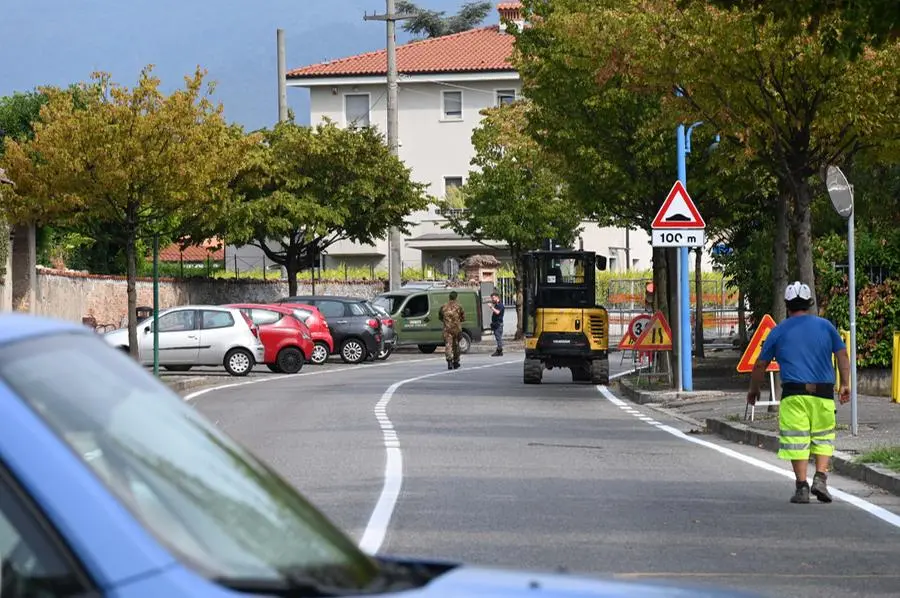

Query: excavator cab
[[521, 250, 610, 385]]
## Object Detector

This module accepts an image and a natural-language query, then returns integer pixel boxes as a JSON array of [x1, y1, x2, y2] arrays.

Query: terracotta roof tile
[[287, 25, 517, 79], [157, 238, 224, 262]]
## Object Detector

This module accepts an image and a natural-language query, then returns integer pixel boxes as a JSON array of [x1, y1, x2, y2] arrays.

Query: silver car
[[103, 305, 265, 376]]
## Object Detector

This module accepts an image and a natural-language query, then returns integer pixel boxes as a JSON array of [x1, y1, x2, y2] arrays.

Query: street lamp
[[825, 165, 858, 436]]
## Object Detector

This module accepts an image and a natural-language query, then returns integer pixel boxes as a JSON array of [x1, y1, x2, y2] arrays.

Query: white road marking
[[182, 356, 443, 401], [359, 359, 520, 555], [597, 385, 900, 530]]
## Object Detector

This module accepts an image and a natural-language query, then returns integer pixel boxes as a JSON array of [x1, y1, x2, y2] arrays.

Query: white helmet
[[784, 281, 812, 303]]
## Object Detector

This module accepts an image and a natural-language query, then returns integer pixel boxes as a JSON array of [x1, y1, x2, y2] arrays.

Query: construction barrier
[[893, 332, 900, 404]]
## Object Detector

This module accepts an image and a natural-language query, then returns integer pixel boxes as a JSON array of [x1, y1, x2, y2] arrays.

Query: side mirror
[[402, 308, 410, 317], [596, 255, 608, 271], [143, 326, 151, 334]]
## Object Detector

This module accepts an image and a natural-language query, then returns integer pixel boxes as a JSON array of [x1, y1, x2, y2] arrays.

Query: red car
[[226, 304, 314, 374], [274, 302, 334, 365]]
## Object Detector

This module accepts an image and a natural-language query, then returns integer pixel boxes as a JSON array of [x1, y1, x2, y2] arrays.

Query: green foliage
[[856, 446, 900, 472], [0, 91, 48, 155], [218, 120, 429, 294], [446, 101, 583, 259], [816, 230, 900, 368], [396, 1, 492, 38], [1, 66, 251, 353]]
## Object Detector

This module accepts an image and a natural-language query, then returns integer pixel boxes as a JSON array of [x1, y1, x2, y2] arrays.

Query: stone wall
[[32, 268, 388, 327]]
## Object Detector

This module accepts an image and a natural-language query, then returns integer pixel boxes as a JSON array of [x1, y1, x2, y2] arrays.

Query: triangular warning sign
[[618, 330, 637, 350], [633, 311, 673, 351], [736, 314, 780, 373], [652, 180, 705, 229]]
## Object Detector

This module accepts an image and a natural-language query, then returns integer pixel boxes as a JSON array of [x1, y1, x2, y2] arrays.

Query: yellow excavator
[[521, 249, 610, 385]]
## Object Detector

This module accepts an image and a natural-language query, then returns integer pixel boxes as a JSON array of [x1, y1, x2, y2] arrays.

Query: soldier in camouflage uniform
[[438, 291, 465, 370]]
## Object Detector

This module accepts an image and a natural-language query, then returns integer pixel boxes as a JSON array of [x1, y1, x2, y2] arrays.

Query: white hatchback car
[[103, 305, 265, 376]]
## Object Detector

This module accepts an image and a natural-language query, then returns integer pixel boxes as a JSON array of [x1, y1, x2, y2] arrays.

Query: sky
[[0, 0, 496, 131]]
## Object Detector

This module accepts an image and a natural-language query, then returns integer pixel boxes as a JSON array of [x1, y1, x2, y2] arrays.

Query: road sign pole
[[825, 167, 858, 436], [848, 202, 858, 436], [676, 123, 692, 391]]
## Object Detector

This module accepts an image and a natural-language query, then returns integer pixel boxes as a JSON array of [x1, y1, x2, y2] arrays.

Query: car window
[[157, 310, 196, 333], [288, 309, 313, 324], [0, 333, 379, 589], [201, 310, 235, 330], [0, 467, 92, 598], [347, 303, 367, 317], [250, 309, 282, 326], [403, 295, 429, 318], [372, 295, 405, 315], [315, 301, 346, 319]]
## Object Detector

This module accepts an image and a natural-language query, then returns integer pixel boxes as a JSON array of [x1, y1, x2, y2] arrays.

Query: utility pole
[[277, 28, 288, 123], [365, 0, 414, 291]]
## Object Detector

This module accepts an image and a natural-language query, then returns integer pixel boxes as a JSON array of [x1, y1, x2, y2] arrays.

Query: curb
[[162, 377, 216, 394], [614, 378, 900, 497], [705, 417, 900, 497]]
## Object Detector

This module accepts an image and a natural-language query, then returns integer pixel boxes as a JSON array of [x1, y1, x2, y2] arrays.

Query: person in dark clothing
[[489, 291, 505, 357]]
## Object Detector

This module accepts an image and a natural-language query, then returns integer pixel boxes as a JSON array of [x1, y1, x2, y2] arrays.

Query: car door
[[0, 469, 96, 598], [139, 309, 200, 365], [197, 309, 238, 365], [313, 300, 351, 345], [398, 293, 432, 344]]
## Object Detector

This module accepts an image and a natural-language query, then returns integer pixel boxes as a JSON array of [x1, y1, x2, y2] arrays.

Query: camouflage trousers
[[443, 330, 461, 364]]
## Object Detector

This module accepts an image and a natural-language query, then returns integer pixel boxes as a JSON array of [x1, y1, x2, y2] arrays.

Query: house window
[[442, 91, 463, 120], [444, 176, 463, 192], [345, 94, 370, 127], [496, 89, 517, 106]]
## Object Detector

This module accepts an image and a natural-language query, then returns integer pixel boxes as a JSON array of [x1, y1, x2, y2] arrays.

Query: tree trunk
[[772, 189, 790, 322], [512, 251, 524, 340], [694, 249, 705, 359], [792, 178, 817, 312], [286, 263, 299, 296], [125, 230, 139, 359]]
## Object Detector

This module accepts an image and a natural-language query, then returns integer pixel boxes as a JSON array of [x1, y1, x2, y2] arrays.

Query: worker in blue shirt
[[748, 282, 850, 504]]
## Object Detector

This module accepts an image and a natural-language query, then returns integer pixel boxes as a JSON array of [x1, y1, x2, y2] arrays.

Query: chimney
[[497, 2, 524, 33]]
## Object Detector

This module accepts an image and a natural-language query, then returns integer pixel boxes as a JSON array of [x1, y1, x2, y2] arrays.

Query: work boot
[[453, 361, 460, 369], [447, 361, 453, 370], [791, 481, 810, 504], [491, 349, 502, 357], [811, 472, 833, 503]]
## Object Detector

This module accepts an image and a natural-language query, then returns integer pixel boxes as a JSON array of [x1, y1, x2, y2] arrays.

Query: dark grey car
[[278, 296, 383, 364]]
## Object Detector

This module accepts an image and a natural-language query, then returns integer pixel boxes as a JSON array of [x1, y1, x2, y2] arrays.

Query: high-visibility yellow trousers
[[778, 394, 836, 461]]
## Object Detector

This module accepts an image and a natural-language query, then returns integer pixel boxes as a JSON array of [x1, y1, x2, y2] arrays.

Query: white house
[[237, 1, 685, 277]]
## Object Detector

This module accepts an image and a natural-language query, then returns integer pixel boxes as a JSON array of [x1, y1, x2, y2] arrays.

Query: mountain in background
[[0, 0, 496, 131]]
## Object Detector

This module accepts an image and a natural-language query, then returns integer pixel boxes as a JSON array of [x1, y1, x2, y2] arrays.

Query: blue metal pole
[[676, 124, 692, 391]]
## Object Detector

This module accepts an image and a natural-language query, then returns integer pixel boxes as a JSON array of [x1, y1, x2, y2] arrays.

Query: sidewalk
[[615, 350, 900, 496]]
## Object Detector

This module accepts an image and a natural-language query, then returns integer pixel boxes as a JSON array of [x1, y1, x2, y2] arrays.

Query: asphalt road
[[189, 353, 900, 598]]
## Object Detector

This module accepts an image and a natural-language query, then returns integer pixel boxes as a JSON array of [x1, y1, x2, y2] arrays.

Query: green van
[[372, 286, 484, 354]]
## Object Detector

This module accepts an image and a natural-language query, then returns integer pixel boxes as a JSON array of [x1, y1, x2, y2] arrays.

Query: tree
[[444, 101, 583, 339], [1, 66, 251, 356], [396, 1, 492, 38], [221, 120, 429, 295]]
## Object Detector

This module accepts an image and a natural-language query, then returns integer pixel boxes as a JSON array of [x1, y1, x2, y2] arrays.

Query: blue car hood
[[402, 565, 758, 598]]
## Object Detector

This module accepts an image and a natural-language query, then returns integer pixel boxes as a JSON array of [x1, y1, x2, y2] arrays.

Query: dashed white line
[[359, 359, 520, 555], [597, 385, 900, 530]]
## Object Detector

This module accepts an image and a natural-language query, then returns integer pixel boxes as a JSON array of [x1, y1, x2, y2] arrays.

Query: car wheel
[[276, 347, 304, 374], [266, 363, 282, 373], [459, 331, 472, 354], [224, 348, 254, 376], [310, 342, 329, 365], [418, 345, 437, 354], [164, 365, 193, 372], [376, 346, 393, 361], [340, 338, 367, 364]]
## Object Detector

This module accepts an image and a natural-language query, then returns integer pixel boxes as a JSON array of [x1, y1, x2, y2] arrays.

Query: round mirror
[[825, 165, 854, 219]]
